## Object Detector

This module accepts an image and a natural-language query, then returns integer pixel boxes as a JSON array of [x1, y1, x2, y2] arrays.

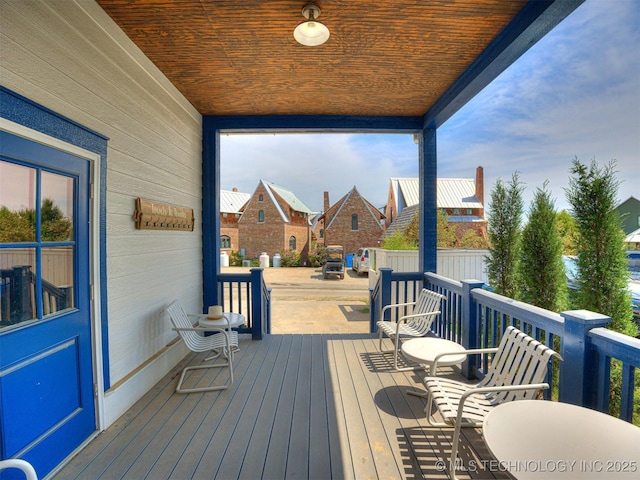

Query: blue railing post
[[250, 268, 265, 340], [559, 310, 610, 407], [460, 279, 484, 379], [380, 267, 393, 322], [370, 268, 393, 333]]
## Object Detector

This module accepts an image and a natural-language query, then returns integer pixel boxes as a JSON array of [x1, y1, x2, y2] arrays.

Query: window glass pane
[[41, 171, 73, 242], [0, 248, 37, 328], [0, 160, 36, 242], [41, 246, 74, 316]]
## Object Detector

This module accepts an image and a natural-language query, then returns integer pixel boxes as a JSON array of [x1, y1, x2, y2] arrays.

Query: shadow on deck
[[54, 334, 506, 479]]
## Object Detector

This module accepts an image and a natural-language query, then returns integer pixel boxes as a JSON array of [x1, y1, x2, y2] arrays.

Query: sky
[[220, 0, 639, 214]]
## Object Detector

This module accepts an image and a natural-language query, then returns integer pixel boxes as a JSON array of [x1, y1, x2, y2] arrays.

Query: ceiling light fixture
[[293, 4, 330, 46]]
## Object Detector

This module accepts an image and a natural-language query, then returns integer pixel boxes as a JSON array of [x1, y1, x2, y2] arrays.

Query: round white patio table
[[401, 337, 467, 375], [197, 312, 245, 329], [483, 400, 640, 479]]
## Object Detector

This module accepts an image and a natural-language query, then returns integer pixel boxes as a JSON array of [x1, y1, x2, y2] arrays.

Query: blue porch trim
[[203, 115, 423, 133], [0, 87, 111, 390], [203, 115, 439, 324]]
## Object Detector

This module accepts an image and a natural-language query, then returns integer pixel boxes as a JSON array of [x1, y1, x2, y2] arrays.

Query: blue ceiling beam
[[423, 0, 585, 130], [203, 115, 423, 133]]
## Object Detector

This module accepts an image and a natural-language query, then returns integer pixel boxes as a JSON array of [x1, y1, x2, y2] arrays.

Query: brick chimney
[[475, 166, 484, 217], [323, 191, 330, 212]]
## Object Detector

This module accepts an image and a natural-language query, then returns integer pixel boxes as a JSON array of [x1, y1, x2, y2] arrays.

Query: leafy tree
[[0, 199, 71, 243], [556, 209, 578, 255], [458, 228, 489, 249], [518, 183, 567, 311], [565, 158, 635, 337], [41, 198, 72, 241], [437, 211, 457, 248], [485, 172, 524, 297], [381, 209, 486, 250], [381, 229, 416, 250], [0, 206, 34, 242]]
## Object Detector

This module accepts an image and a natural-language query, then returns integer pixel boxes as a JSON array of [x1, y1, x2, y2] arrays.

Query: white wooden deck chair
[[0, 459, 38, 480], [376, 288, 446, 370], [422, 326, 562, 479], [165, 300, 239, 393]]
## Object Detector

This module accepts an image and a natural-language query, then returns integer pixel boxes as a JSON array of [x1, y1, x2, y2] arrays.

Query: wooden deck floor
[[53, 334, 507, 480]]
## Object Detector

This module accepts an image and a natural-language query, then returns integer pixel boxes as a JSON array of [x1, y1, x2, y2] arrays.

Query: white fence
[[368, 248, 489, 289]]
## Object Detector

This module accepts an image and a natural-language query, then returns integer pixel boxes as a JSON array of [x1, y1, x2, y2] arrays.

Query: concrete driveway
[[222, 266, 371, 334]]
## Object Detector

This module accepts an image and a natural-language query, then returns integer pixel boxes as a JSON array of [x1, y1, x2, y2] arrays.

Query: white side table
[[401, 337, 467, 375]]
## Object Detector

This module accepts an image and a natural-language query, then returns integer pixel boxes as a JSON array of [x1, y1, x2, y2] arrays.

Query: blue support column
[[202, 127, 221, 310], [460, 279, 485, 379], [559, 310, 610, 407], [418, 129, 437, 274], [250, 268, 265, 339]]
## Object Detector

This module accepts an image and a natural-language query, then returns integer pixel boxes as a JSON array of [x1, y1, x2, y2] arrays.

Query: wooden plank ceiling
[[97, 0, 527, 117]]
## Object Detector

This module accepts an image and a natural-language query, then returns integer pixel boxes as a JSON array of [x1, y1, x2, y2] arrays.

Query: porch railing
[[371, 267, 640, 424], [217, 268, 271, 339], [1, 265, 73, 326]]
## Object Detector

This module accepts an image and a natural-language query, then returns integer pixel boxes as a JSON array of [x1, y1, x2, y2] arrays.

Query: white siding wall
[[1, 0, 203, 416]]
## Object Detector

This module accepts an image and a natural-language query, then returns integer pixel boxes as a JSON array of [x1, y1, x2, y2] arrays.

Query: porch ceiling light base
[[294, 4, 330, 46]]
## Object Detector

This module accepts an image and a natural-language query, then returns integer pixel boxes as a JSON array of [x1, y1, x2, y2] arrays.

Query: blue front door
[[0, 132, 95, 478]]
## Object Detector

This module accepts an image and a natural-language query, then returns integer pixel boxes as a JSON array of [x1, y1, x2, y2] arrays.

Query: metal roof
[[263, 180, 313, 217], [220, 189, 250, 213], [390, 177, 484, 210]]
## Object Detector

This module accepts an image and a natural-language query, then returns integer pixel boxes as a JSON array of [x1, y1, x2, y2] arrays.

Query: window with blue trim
[[0, 160, 76, 327]]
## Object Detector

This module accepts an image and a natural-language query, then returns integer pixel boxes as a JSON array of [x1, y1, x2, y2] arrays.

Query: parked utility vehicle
[[323, 245, 345, 279]]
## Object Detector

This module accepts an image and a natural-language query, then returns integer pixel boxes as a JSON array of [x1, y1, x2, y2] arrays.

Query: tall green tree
[[556, 210, 578, 255], [518, 183, 567, 311], [485, 172, 524, 297], [566, 158, 635, 336]]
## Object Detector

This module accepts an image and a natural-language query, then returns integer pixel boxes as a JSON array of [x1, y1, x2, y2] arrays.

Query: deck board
[[53, 333, 506, 480]]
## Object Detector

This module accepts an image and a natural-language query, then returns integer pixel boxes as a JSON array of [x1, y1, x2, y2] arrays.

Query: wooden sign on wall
[[133, 198, 194, 231]]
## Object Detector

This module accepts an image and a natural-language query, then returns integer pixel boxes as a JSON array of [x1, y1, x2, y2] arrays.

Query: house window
[[319, 229, 324, 239], [221, 235, 231, 248], [0, 161, 76, 324], [453, 209, 460, 215], [466, 209, 473, 215], [351, 213, 358, 231], [289, 236, 296, 250], [258, 194, 264, 202], [222, 212, 228, 218], [258, 210, 264, 223]]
